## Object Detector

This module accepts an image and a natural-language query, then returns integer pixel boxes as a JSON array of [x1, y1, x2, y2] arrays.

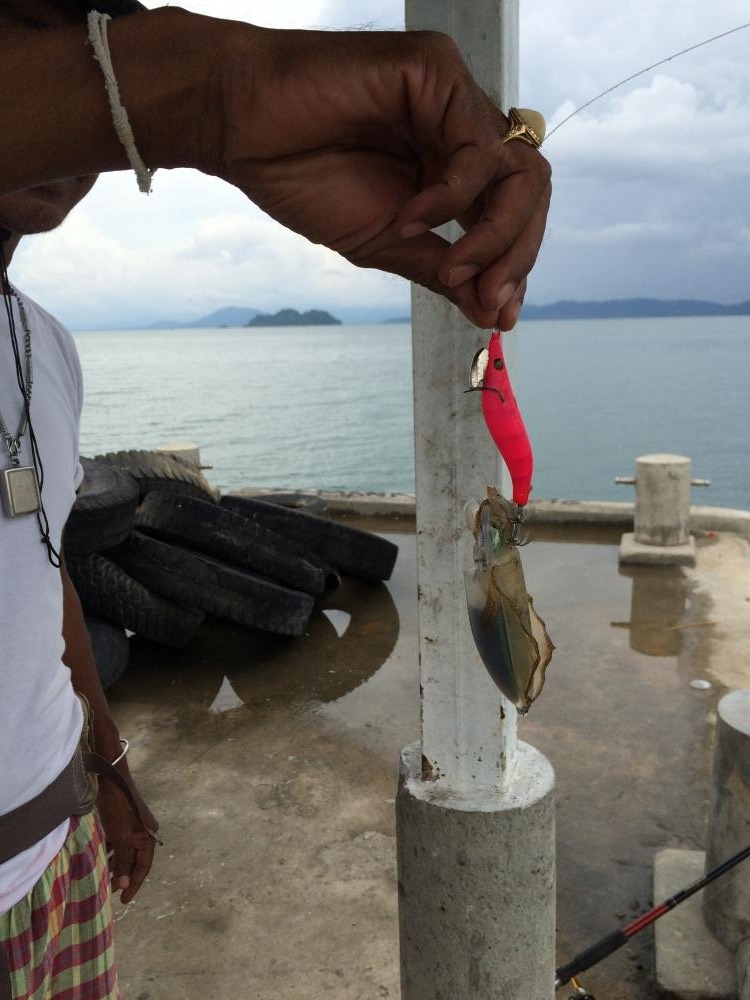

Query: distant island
[[246, 308, 341, 327]]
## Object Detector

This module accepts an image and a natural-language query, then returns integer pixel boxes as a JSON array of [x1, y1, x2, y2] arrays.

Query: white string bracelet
[[87, 10, 154, 194]]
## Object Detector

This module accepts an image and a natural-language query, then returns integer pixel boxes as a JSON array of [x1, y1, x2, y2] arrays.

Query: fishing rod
[[554, 842, 750, 997]]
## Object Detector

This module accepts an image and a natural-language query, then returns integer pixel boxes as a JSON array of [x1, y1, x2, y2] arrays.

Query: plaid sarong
[[0, 813, 119, 1000]]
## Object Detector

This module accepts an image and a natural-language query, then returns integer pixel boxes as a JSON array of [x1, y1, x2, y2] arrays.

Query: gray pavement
[[105, 519, 750, 1000]]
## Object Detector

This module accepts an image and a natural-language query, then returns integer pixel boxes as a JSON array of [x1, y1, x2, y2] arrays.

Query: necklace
[[0, 287, 41, 517]]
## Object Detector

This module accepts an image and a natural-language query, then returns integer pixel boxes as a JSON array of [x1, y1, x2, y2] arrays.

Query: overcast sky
[[12, 0, 750, 327]]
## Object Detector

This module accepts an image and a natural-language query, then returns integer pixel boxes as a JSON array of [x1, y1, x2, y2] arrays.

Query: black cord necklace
[[0, 228, 61, 567]]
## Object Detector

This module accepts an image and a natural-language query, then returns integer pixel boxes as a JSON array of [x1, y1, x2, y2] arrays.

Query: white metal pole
[[407, 0, 519, 793]]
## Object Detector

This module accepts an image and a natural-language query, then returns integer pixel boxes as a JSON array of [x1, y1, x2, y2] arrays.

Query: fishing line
[[545, 19, 750, 141]]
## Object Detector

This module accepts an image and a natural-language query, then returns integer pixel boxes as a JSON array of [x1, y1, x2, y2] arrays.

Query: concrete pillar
[[703, 690, 750, 951], [399, 2, 556, 998], [619, 454, 696, 566], [397, 743, 555, 1000], [737, 939, 750, 1000]]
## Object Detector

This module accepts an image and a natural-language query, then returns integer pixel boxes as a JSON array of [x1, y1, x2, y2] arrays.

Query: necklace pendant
[[1, 465, 41, 517]]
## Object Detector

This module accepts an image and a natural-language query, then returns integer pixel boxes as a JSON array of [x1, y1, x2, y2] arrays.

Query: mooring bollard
[[156, 440, 210, 470], [703, 690, 750, 951], [617, 453, 709, 566]]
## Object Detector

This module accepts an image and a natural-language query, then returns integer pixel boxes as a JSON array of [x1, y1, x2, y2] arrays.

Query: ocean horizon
[[72, 315, 750, 511]]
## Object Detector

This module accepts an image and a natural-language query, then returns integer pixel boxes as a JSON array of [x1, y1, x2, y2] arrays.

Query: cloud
[[13, 196, 409, 328], [547, 73, 750, 181], [556, 222, 676, 247]]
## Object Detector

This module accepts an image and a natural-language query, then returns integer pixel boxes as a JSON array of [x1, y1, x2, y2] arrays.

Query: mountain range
[[520, 298, 750, 320], [145, 297, 750, 329]]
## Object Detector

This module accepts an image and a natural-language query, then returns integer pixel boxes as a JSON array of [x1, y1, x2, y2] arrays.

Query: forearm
[[60, 554, 121, 760], [0, 7, 232, 195], [60, 557, 159, 900]]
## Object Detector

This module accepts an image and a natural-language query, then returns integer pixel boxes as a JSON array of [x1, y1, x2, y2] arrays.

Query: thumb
[[110, 839, 134, 893]]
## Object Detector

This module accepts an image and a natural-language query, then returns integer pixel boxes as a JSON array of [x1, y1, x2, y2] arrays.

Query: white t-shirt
[[0, 290, 84, 914]]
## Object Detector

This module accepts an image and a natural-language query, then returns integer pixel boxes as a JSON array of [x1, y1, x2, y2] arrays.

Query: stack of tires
[[63, 451, 398, 689]]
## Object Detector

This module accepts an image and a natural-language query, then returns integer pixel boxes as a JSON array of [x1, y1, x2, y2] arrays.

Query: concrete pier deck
[[106, 515, 750, 1000]]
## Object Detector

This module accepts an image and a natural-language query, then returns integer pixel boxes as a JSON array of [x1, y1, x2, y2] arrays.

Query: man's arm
[[60, 552, 158, 904], [0, 10, 550, 330]]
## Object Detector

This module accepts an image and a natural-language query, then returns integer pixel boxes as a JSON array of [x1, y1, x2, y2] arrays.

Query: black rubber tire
[[110, 532, 314, 637], [67, 551, 204, 648], [63, 457, 140, 555], [83, 611, 130, 689], [135, 492, 327, 595], [242, 492, 329, 516], [95, 449, 217, 504], [220, 494, 398, 581]]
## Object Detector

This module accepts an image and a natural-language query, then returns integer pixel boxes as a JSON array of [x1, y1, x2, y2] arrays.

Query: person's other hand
[[215, 27, 551, 329], [96, 763, 159, 905]]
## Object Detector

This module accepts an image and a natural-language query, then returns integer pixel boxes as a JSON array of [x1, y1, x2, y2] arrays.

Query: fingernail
[[118, 876, 130, 889], [400, 222, 429, 239], [445, 264, 480, 287], [496, 282, 517, 309], [499, 299, 523, 331]]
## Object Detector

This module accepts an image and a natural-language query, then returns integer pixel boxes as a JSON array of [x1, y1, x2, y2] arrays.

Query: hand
[[96, 761, 159, 905], [215, 26, 551, 329]]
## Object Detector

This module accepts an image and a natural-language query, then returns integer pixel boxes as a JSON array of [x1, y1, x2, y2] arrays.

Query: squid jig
[[464, 328, 554, 714]]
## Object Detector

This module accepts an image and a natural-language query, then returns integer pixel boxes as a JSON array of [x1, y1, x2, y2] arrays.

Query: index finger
[[439, 153, 551, 285]]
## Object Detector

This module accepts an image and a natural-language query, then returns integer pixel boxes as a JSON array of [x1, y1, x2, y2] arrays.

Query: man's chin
[[0, 178, 97, 236]]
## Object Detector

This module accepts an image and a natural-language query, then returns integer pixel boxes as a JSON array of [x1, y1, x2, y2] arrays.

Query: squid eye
[[493, 358, 505, 370]]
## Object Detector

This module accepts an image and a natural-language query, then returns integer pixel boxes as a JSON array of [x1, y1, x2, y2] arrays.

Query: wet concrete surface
[[106, 518, 750, 1000]]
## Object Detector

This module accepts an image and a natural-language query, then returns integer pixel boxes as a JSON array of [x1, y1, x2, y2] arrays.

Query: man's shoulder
[[14, 289, 83, 401], [18, 291, 74, 343]]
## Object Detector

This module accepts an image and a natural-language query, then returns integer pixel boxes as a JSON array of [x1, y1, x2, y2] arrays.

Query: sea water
[[73, 315, 750, 510]]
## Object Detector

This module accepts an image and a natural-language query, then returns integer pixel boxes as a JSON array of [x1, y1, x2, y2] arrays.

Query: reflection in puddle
[[121, 575, 401, 713], [616, 565, 689, 657], [321, 609, 352, 639], [209, 675, 245, 714]]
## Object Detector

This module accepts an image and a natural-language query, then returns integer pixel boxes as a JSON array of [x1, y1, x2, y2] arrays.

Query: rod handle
[[555, 929, 627, 987]]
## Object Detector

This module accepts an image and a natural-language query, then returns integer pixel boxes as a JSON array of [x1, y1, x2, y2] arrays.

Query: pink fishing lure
[[470, 329, 533, 507]]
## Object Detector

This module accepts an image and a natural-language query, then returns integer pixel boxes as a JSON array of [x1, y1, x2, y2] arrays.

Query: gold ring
[[502, 107, 546, 149]]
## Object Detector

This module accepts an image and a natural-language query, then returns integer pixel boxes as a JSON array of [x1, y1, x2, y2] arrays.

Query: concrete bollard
[[397, 743, 556, 1000], [703, 690, 750, 951], [618, 454, 704, 566], [633, 454, 692, 546], [156, 441, 204, 469]]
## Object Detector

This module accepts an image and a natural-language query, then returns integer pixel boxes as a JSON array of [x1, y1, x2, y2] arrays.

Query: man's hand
[[60, 555, 159, 904], [96, 758, 159, 905], [1, 11, 549, 328], [216, 27, 551, 329]]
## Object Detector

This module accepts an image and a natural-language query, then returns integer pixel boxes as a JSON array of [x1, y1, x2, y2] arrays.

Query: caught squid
[[465, 487, 554, 714], [465, 329, 554, 714]]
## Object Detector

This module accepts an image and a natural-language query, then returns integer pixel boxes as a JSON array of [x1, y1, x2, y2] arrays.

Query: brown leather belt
[[0, 722, 153, 1000]]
